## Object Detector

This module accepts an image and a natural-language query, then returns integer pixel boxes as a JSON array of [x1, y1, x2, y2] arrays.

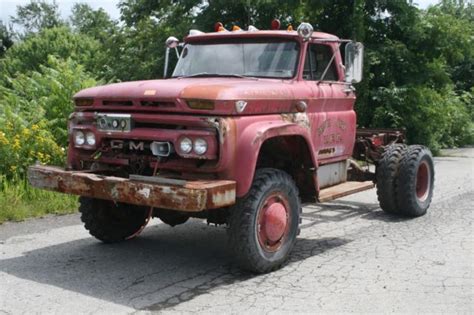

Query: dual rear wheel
[[376, 144, 435, 217]]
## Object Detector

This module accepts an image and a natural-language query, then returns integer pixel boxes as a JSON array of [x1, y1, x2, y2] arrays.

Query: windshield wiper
[[173, 72, 249, 78]]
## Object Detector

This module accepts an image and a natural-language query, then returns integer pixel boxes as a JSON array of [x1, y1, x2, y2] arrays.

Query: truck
[[28, 21, 435, 273]]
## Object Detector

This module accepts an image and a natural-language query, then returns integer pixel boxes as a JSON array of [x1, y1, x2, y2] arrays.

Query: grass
[[0, 177, 78, 224]]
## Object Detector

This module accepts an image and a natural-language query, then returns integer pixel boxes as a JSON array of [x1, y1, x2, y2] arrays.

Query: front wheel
[[79, 197, 150, 243], [227, 168, 301, 273]]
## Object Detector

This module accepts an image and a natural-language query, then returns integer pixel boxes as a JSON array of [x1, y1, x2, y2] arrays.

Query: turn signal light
[[187, 100, 215, 110], [75, 98, 93, 106]]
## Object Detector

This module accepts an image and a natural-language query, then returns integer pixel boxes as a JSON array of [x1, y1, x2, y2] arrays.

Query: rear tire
[[79, 197, 150, 243], [396, 145, 434, 217], [376, 144, 407, 214], [227, 168, 301, 273]]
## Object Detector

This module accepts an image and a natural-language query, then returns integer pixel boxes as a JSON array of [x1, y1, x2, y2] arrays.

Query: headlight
[[193, 138, 208, 155], [179, 137, 193, 154], [85, 131, 96, 146], [74, 131, 85, 146]]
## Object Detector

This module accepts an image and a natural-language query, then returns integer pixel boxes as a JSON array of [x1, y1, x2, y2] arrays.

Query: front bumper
[[27, 165, 236, 212]]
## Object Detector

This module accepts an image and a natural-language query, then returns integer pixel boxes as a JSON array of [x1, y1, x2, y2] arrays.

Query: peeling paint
[[280, 112, 310, 129], [137, 187, 151, 199]]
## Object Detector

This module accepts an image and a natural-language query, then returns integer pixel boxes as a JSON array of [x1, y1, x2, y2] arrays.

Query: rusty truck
[[28, 21, 435, 273]]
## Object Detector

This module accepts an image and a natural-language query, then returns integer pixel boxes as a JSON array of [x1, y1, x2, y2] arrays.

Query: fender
[[220, 114, 318, 197]]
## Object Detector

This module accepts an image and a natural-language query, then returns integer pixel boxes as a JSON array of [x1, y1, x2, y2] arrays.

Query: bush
[[372, 85, 473, 153], [0, 56, 99, 179]]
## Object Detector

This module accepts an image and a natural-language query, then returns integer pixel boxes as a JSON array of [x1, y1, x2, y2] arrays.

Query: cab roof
[[184, 30, 340, 43]]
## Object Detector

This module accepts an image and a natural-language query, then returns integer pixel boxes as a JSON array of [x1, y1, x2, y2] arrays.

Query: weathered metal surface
[[318, 181, 374, 203], [353, 128, 406, 163], [28, 165, 236, 212], [317, 160, 348, 189]]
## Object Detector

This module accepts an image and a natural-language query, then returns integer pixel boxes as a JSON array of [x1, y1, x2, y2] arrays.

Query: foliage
[[0, 26, 104, 82], [0, 57, 99, 179], [0, 20, 14, 57], [10, 0, 64, 34], [70, 3, 117, 41], [0, 176, 78, 223]]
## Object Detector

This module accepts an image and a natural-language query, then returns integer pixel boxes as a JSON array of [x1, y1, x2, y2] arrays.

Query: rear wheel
[[227, 168, 301, 273], [79, 197, 150, 243], [376, 144, 407, 214], [396, 145, 434, 217]]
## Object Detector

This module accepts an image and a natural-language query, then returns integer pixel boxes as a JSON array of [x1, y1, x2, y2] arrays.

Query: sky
[[0, 0, 441, 24]]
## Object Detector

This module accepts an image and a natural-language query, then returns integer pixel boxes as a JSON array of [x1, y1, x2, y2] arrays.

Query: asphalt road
[[1, 149, 473, 314]]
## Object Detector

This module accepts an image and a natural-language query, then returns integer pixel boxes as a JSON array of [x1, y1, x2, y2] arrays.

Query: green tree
[[0, 20, 14, 57], [70, 3, 116, 41], [10, 0, 63, 34], [0, 27, 104, 82]]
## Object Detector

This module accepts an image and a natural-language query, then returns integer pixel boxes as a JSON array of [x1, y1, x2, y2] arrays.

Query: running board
[[318, 181, 375, 203]]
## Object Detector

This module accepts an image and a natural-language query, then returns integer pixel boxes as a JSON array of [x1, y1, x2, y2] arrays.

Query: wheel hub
[[257, 193, 290, 252], [264, 202, 287, 242], [416, 161, 430, 202]]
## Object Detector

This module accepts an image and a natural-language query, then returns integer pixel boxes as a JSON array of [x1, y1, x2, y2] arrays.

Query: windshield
[[172, 39, 299, 79]]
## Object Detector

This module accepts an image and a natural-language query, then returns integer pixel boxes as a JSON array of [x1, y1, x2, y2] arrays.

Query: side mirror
[[345, 42, 364, 84], [164, 36, 180, 78]]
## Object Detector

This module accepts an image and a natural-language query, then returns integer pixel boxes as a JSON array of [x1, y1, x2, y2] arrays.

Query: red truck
[[28, 21, 435, 273]]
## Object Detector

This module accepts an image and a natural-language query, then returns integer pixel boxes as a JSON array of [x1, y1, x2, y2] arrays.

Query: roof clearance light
[[214, 22, 228, 32], [271, 19, 281, 30], [214, 22, 223, 32], [297, 22, 313, 41], [232, 25, 242, 31], [248, 25, 259, 32], [287, 24, 293, 31]]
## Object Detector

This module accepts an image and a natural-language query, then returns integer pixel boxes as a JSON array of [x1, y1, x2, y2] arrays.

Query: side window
[[303, 44, 339, 81]]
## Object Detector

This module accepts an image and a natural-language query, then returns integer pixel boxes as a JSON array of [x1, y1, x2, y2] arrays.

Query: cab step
[[318, 181, 374, 203]]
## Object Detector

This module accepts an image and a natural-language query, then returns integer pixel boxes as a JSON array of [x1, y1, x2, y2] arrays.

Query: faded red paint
[[30, 30, 369, 210]]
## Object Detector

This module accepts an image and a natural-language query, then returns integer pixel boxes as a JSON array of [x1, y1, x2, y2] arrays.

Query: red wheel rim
[[416, 160, 431, 202], [256, 192, 290, 252]]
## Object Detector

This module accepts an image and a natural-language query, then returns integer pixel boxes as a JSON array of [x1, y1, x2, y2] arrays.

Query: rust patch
[[181, 84, 231, 100], [27, 165, 236, 212], [280, 113, 310, 129]]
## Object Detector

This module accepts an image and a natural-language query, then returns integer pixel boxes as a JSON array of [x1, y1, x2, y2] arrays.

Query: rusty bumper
[[27, 165, 236, 212]]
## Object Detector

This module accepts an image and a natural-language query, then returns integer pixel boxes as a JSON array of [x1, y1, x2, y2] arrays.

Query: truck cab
[[28, 22, 434, 273]]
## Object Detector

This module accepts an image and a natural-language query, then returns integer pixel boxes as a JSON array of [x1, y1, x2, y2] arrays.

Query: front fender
[[221, 114, 316, 197]]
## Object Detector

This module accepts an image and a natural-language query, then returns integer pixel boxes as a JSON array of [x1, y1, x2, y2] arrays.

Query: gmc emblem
[[110, 140, 145, 151]]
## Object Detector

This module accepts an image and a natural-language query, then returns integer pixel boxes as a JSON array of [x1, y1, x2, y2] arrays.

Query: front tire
[[79, 197, 150, 243], [396, 145, 434, 217], [227, 168, 301, 273]]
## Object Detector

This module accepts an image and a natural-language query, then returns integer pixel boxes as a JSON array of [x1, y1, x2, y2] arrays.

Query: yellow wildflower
[[0, 132, 9, 145], [12, 136, 21, 150], [22, 128, 30, 137]]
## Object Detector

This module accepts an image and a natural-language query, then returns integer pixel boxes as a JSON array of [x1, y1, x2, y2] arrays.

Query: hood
[[74, 78, 300, 115]]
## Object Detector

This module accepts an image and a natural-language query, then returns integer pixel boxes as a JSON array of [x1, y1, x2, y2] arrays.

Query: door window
[[303, 44, 339, 81]]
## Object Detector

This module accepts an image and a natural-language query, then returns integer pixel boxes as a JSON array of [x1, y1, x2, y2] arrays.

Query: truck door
[[303, 42, 356, 164]]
